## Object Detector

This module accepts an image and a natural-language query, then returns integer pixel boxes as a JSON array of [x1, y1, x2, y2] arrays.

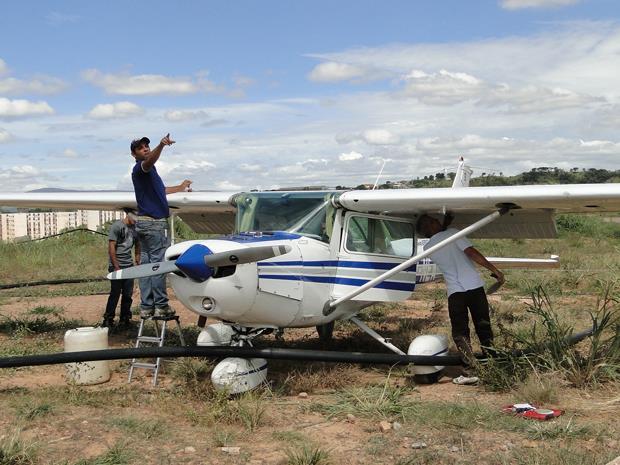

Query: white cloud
[[500, 0, 580, 10], [0, 128, 14, 143], [0, 98, 54, 119], [86, 102, 144, 119], [4, 23, 620, 192], [63, 148, 78, 158], [335, 128, 401, 146], [239, 163, 262, 172], [339, 151, 363, 161], [164, 110, 210, 122], [310, 22, 620, 100], [155, 159, 216, 178], [216, 180, 243, 190], [0, 165, 56, 191], [362, 128, 401, 145], [400, 68, 600, 112], [480, 84, 601, 113], [82, 69, 203, 95], [0, 59, 66, 95], [308, 61, 384, 83], [0, 76, 67, 95], [402, 69, 484, 105]]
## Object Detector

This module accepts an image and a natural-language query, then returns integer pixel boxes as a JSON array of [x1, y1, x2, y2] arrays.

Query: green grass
[[0, 336, 58, 357], [0, 312, 84, 336], [477, 284, 620, 390], [285, 445, 331, 465], [0, 232, 107, 284], [27, 305, 65, 316], [107, 417, 166, 440], [312, 382, 417, 421], [0, 430, 37, 464], [168, 357, 216, 399], [15, 402, 54, 421], [72, 442, 134, 465], [272, 430, 307, 444], [494, 444, 618, 465]]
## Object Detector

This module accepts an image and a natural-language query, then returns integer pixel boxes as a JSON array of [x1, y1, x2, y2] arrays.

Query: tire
[[413, 370, 442, 385]]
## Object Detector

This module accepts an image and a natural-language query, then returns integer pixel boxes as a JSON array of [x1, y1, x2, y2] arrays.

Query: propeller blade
[[204, 244, 292, 267], [107, 261, 179, 280]]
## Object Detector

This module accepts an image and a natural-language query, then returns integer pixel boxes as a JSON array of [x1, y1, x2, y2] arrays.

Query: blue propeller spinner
[[174, 244, 214, 282]]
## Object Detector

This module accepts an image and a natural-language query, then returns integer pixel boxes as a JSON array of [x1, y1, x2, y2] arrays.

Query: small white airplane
[[1, 159, 619, 392]]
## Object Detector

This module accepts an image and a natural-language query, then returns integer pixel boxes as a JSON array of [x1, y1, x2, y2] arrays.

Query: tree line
[[350, 166, 620, 190]]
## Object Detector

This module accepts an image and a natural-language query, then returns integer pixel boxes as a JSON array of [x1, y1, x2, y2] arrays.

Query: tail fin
[[451, 157, 473, 188]]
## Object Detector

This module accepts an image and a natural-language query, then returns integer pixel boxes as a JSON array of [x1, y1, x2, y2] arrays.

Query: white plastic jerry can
[[63, 327, 111, 385]]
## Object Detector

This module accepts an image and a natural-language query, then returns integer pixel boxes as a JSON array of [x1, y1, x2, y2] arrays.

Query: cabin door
[[331, 212, 417, 302]]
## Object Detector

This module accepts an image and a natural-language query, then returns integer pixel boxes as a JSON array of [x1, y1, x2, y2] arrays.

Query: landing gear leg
[[316, 321, 335, 342]]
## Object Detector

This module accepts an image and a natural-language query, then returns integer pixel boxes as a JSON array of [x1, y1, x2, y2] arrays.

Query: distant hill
[[27, 188, 131, 193], [354, 166, 620, 190]]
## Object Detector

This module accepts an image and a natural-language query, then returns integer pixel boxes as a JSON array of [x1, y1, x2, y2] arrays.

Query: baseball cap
[[130, 137, 150, 153]]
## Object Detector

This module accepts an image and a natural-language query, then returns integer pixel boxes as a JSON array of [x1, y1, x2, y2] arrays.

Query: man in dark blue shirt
[[130, 134, 192, 318]]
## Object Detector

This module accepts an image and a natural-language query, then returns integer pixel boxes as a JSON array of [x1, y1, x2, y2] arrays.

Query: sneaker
[[154, 305, 175, 318], [101, 319, 114, 328], [140, 307, 154, 318], [452, 375, 479, 385]]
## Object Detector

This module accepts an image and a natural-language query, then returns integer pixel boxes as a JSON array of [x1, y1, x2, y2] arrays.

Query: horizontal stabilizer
[[107, 261, 179, 280], [488, 255, 560, 269], [205, 245, 292, 267]]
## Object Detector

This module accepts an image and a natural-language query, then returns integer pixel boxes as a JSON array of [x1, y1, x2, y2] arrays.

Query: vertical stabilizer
[[451, 157, 473, 188]]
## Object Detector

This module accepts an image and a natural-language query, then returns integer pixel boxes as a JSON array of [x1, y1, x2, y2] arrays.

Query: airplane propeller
[[107, 244, 292, 281]]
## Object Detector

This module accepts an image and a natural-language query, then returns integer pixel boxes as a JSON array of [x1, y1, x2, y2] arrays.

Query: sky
[[0, 0, 619, 192]]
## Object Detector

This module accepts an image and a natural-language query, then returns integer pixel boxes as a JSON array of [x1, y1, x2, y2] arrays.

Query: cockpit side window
[[345, 215, 414, 257]]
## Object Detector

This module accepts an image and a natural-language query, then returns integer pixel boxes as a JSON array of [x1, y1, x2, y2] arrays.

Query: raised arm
[[141, 134, 175, 172]]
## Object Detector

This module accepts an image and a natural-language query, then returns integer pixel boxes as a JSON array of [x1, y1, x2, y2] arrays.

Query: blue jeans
[[136, 219, 170, 309]]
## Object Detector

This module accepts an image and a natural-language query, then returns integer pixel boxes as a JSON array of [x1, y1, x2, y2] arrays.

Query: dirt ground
[[0, 287, 619, 465]]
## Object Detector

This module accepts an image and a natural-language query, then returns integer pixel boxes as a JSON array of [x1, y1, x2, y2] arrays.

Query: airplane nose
[[174, 244, 214, 282]]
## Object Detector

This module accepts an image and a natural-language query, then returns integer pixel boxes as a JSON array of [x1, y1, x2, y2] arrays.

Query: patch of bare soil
[[0, 292, 619, 465]]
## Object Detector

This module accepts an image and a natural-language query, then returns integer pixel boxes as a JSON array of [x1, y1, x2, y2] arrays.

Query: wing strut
[[349, 316, 406, 355], [325, 207, 510, 315]]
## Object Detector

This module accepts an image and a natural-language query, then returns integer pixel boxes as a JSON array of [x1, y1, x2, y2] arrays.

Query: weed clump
[[0, 308, 83, 336], [313, 380, 416, 421], [285, 444, 331, 465], [478, 284, 620, 390], [0, 430, 37, 465]]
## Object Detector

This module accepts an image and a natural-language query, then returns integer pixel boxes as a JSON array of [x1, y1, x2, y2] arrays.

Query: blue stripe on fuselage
[[258, 274, 415, 292], [221, 231, 301, 243], [258, 260, 417, 272]]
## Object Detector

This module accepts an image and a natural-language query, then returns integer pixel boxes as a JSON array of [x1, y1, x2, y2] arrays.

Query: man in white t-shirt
[[416, 214, 504, 378]]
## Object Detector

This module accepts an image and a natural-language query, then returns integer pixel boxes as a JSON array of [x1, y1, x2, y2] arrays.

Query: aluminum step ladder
[[128, 315, 186, 385]]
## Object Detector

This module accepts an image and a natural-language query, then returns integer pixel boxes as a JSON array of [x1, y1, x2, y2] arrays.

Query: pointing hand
[[161, 133, 176, 146]]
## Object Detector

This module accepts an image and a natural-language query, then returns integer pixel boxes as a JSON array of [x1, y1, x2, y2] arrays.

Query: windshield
[[235, 192, 337, 241]]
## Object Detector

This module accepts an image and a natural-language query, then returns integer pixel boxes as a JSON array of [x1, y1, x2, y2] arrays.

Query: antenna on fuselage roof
[[451, 156, 473, 188], [372, 159, 387, 190]]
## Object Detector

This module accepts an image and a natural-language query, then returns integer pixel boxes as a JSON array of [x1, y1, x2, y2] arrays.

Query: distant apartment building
[[0, 210, 123, 242]]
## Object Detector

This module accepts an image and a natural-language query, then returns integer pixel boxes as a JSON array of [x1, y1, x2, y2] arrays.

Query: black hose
[[0, 346, 465, 369], [0, 326, 595, 370], [14, 228, 107, 243], [0, 277, 106, 290]]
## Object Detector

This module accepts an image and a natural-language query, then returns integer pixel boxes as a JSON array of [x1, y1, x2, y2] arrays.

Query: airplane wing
[[335, 183, 620, 238], [0, 191, 239, 234]]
